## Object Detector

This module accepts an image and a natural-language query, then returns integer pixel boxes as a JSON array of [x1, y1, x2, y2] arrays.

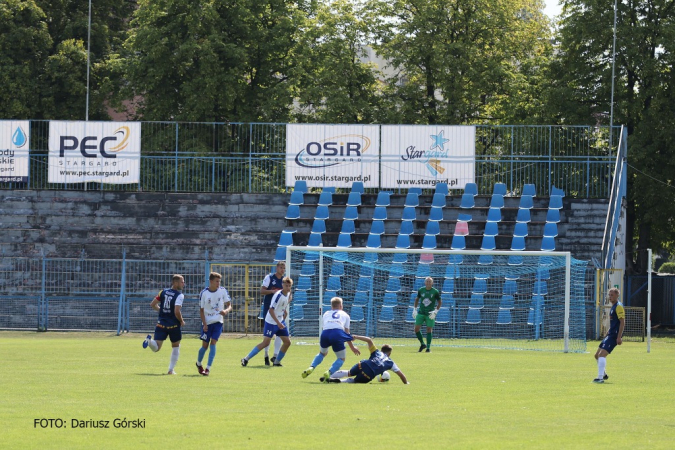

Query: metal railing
[[602, 126, 628, 268]]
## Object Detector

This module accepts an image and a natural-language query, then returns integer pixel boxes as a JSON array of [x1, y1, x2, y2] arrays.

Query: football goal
[[286, 246, 588, 353]]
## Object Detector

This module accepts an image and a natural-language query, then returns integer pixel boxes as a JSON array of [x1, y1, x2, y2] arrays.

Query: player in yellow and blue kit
[[593, 288, 625, 383]]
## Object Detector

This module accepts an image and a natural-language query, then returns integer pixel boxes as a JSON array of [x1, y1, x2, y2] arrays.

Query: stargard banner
[[48, 121, 141, 184], [380, 125, 475, 189], [286, 124, 379, 188], [0, 120, 30, 183]]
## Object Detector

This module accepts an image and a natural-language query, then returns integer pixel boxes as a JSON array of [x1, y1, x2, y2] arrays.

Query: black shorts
[[154, 323, 182, 343]]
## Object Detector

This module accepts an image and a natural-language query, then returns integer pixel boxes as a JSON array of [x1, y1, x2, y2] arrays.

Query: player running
[[196, 272, 232, 376]]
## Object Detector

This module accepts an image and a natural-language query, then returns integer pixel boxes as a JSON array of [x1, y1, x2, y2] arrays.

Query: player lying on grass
[[320, 336, 409, 384]]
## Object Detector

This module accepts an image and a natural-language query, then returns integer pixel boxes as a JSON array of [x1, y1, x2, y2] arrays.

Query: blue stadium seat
[[344, 206, 358, 221], [478, 254, 493, 266], [451, 234, 466, 250], [445, 265, 459, 278], [296, 276, 311, 291], [315, 205, 329, 220], [490, 194, 504, 209], [543, 222, 558, 237], [399, 220, 414, 235], [416, 264, 430, 278], [379, 306, 395, 322], [402, 206, 416, 221], [551, 186, 565, 197], [375, 191, 391, 207], [426, 221, 440, 236], [541, 236, 555, 252], [511, 235, 526, 251], [279, 231, 294, 247], [364, 252, 378, 263], [346, 192, 361, 207], [502, 280, 518, 295], [457, 213, 472, 222], [429, 207, 444, 222], [472, 279, 487, 295], [370, 220, 385, 235], [519, 195, 534, 209], [464, 183, 478, 196], [522, 184, 536, 197], [330, 262, 344, 276], [322, 187, 336, 194], [499, 294, 515, 310], [353, 292, 369, 306], [395, 234, 411, 249], [431, 193, 446, 208], [293, 291, 308, 306], [360, 266, 374, 277], [383, 292, 398, 306], [537, 268, 550, 280], [337, 233, 352, 248], [460, 194, 475, 209], [307, 232, 322, 248], [290, 304, 304, 321], [386, 278, 401, 293], [341, 219, 355, 234], [533, 281, 548, 295], [487, 207, 502, 223], [327, 276, 342, 292], [469, 293, 485, 309], [294, 180, 308, 193], [483, 221, 499, 237], [546, 208, 561, 223], [351, 182, 364, 193], [435, 308, 451, 324], [481, 235, 496, 251], [413, 277, 425, 291], [393, 252, 408, 264], [435, 183, 449, 195], [366, 234, 381, 248], [373, 206, 387, 221], [441, 292, 456, 308], [285, 204, 300, 220], [408, 187, 423, 195], [466, 308, 481, 324], [508, 255, 523, 266], [311, 219, 326, 234], [274, 246, 286, 262], [317, 191, 333, 206], [289, 190, 304, 206], [549, 195, 563, 210], [513, 222, 528, 237], [422, 235, 437, 249], [493, 183, 507, 196], [404, 193, 419, 208], [516, 208, 531, 223], [442, 278, 455, 293], [496, 309, 512, 325], [300, 262, 315, 276], [350, 306, 365, 322], [323, 292, 338, 306]]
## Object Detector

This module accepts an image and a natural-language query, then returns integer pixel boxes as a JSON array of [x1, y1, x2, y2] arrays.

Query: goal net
[[286, 246, 588, 353]]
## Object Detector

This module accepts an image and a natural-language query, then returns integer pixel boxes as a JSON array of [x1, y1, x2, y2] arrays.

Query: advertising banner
[[380, 125, 475, 189], [48, 121, 140, 184], [286, 124, 379, 188], [0, 121, 30, 183]]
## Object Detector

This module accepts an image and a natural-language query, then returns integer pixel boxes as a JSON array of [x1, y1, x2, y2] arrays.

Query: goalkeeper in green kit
[[413, 277, 442, 352]]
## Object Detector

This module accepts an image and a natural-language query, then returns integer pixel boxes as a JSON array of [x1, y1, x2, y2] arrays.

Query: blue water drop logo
[[12, 126, 27, 148]]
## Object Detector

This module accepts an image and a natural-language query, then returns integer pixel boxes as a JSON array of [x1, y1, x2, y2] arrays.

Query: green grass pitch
[[1, 331, 673, 449]]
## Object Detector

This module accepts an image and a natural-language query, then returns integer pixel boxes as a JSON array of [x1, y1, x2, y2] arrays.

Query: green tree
[[367, 0, 551, 125]]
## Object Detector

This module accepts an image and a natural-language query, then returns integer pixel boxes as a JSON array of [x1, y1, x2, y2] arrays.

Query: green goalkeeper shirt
[[417, 287, 441, 315]]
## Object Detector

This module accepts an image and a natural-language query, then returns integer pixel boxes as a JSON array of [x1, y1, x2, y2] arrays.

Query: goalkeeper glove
[[411, 308, 418, 319], [429, 309, 438, 320]]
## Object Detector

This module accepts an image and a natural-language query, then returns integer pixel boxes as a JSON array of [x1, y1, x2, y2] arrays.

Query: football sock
[[332, 370, 348, 379], [168, 347, 180, 372], [311, 353, 325, 368], [207, 344, 216, 368], [274, 336, 282, 357], [149, 339, 159, 352], [197, 346, 207, 364], [275, 351, 286, 364], [415, 331, 424, 345], [328, 359, 344, 374], [264, 344, 269, 357], [342, 378, 355, 383], [597, 357, 606, 379], [246, 346, 261, 361], [426, 332, 433, 347]]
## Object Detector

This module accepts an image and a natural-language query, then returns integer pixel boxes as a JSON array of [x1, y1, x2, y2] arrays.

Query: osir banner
[[286, 124, 379, 188], [48, 121, 140, 184], [0, 121, 30, 183], [380, 125, 475, 189]]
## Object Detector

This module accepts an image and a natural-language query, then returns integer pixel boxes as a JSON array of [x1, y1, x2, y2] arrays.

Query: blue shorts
[[154, 323, 182, 343], [347, 361, 375, 384], [599, 335, 618, 353], [202, 322, 223, 342], [263, 321, 289, 338], [320, 328, 353, 352]]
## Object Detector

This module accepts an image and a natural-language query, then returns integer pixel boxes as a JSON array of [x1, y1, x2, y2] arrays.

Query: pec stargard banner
[[48, 121, 141, 184], [0, 120, 30, 183], [286, 124, 379, 188], [380, 125, 476, 189]]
